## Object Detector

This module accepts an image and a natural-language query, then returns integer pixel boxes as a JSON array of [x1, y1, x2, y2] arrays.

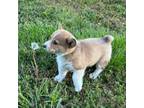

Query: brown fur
[[44, 28, 114, 91], [65, 38, 112, 70], [45, 28, 113, 70]]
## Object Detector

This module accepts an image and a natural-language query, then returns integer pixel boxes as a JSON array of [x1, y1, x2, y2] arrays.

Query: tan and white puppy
[[43, 28, 114, 92]]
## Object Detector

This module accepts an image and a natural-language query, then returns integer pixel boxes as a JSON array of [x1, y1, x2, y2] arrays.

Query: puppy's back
[[79, 35, 114, 45], [78, 35, 114, 67]]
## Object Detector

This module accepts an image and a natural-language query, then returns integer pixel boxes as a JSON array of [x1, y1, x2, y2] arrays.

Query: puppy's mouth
[[43, 47, 56, 53], [42, 46, 55, 54], [49, 49, 56, 54]]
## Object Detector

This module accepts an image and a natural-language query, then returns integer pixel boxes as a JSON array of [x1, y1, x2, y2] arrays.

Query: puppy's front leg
[[54, 65, 68, 83], [72, 69, 85, 92]]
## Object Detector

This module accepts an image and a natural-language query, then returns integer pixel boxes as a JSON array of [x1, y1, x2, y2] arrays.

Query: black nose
[[42, 44, 46, 48]]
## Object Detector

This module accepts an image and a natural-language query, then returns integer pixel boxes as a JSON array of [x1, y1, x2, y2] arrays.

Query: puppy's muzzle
[[43, 41, 56, 53]]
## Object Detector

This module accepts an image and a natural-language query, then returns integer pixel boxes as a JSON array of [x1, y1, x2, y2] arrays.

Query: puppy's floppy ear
[[66, 38, 76, 48]]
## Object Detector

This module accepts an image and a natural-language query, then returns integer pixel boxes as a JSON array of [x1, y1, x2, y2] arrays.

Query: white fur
[[54, 55, 69, 82], [89, 67, 103, 79], [72, 69, 85, 92], [54, 54, 85, 92], [44, 40, 51, 51], [43, 30, 113, 92]]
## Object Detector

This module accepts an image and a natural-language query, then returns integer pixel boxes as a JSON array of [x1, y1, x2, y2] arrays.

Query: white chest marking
[[56, 55, 74, 71]]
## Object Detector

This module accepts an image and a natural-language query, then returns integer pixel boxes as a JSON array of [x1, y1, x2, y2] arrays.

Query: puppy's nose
[[42, 44, 46, 48]]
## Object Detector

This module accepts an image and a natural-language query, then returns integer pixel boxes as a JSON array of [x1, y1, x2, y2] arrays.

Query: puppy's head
[[43, 29, 77, 55]]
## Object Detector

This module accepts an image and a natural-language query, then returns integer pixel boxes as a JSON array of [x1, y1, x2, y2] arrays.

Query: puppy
[[43, 28, 114, 92]]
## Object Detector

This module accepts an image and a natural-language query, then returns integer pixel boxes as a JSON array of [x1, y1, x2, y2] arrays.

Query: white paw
[[75, 86, 82, 92], [89, 73, 98, 79], [54, 75, 63, 82]]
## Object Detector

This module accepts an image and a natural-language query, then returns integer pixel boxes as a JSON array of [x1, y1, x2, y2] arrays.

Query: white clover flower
[[31, 42, 40, 50]]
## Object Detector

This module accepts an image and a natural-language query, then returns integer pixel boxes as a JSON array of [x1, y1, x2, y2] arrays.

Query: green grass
[[18, 0, 126, 107]]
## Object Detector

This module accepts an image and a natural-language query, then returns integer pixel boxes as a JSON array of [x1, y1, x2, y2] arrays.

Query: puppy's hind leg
[[89, 64, 103, 79], [89, 58, 109, 79], [90, 45, 112, 79]]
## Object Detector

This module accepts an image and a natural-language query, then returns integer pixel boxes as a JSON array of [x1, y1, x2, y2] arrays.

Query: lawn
[[18, 0, 126, 107]]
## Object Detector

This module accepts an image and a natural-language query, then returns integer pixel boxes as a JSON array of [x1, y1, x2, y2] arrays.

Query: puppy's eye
[[53, 40, 59, 45]]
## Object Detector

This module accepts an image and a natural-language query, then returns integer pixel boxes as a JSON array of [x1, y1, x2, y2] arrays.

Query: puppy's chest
[[56, 56, 75, 71]]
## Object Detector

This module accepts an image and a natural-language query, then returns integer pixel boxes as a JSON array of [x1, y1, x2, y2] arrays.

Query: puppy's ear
[[66, 38, 76, 48]]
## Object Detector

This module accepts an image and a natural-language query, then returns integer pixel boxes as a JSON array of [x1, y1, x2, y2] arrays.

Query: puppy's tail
[[103, 35, 114, 44]]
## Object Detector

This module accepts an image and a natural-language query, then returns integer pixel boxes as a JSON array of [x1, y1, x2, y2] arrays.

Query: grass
[[18, 0, 126, 107]]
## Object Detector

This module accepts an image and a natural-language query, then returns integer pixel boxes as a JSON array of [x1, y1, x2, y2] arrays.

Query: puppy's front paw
[[89, 73, 98, 79], [54, 75, 63, 82], [75, 86, 82, 92]]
